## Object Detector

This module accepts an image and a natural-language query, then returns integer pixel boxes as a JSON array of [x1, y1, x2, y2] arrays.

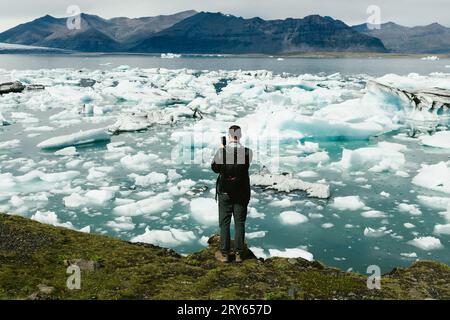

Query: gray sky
[[0, 0, 448, 32]]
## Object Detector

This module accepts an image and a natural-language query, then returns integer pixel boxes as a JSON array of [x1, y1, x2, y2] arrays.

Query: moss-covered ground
[[1, 213, 450, 300]]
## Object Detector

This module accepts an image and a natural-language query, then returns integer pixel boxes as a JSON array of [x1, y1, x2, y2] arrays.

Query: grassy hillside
[[1, 213, 450, 300]]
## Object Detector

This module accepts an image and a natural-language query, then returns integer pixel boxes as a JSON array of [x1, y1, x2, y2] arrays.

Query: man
[[211, 125, 253, 263]]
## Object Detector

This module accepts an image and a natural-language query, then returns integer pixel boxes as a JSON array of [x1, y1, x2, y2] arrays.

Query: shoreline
[[1, 212, 450, 300]]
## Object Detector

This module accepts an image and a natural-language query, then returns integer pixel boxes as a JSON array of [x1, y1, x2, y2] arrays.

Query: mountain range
[[352, 22, 450, 54], [0, 10, 448, 54]]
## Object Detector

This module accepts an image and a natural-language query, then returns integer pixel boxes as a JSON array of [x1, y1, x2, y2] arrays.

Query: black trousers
[[218, 193, 248, 254]]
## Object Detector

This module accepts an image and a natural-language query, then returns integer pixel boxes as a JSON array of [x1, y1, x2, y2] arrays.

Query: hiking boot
[[215, 251, 229, 263], [235, 252, 244, 263]]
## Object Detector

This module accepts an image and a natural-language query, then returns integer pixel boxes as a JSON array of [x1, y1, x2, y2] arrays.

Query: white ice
[[37, 128, 111, 149], [279, 211, 309, 225], [412, 161, 450, 194], [131, 227, 196, 247], [190, 197, 217, 227], [408, 236, 443, 250], [331, 196, 365, 211], [420, 131, 450, 149]]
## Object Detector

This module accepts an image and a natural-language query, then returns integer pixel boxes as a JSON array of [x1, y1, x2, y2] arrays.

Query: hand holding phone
[[221, 136, 226, 148]]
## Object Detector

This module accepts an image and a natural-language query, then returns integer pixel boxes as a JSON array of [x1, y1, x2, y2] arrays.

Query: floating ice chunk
[[380, 191, 390, 198], [79, 226, 91, 233], [106, 216, 135, 231], [31, 210, 74, 229], [190, 197, 217, 227], [269, 198, 292, 208], [247, 231, 267, 239], [279, 211, 309, 225], [55, 147, 78, 156], [421, 56, 439, 61], [331, 196, 365, 211], [87, 166, 114, 181], [404, 223, 416, 229], [249, 247, 268, 259], [108, 114, 152, 133], [417, 195, 450, 210], [297, 141, 319, 154], [113, 194, 173, 216], [131, 227, 196, 247], [37, 128, 110, 149], [412, 161, 450, 194], [420, 131, 450, 149], [298, 171, 318, 178], [168, 169, 182, 181], [400, 252, 417, 258], [336, 142, 406, 172], [132, 172, 167, 187], [268, 248, 314, 261], [178, 179, 196, 189], [161, 53, 181, 59], [0, 170, 79, 193], [434, 224, 450, 235], [0, 139, 20, 149], [250, 171, 330, 199], [120, 152, 159, 172], [361, 210, 386, 218], [408, 236, 443, 250], [398, 203, 422, 216], [198, 236, 209, 246], [364, 226, 389, 238], [248, 207, 265, 219], [321, 223, 334, 229], [63, 189, 115, 208], [308, 213, 324, 219], [301, 151, 329, 164]]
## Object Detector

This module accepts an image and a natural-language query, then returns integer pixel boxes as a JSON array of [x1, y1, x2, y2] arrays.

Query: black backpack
[[216, 146, 250, 201]]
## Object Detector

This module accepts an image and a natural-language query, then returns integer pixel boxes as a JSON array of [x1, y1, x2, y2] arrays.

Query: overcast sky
[[0, 0, 448, 32]]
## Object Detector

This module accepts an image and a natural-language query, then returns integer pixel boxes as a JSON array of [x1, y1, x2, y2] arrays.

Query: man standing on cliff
[[211, 125, 253, 263]]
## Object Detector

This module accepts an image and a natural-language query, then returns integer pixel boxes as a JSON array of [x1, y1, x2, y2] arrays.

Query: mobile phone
[[221, 136, 226, 146]]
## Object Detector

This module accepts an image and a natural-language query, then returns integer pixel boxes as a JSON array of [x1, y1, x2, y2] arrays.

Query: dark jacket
[[211, 143, 253, 205]]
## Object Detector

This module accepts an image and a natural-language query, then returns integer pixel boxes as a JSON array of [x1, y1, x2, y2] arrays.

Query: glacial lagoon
[[1, 54, 450, 273]]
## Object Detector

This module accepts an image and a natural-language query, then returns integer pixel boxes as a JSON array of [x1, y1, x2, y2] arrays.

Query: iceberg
[[279, 211, 309, 225], [108, 108, 203, 134], [412, 161, 450, 194], [250, 169, 330, 199], [131, 227, 196, 247], [335, 142, 406, 173], [37, 128, 111, 149], [31, 210, 74, 229], [368, 79, 450, 134], [434, 224, 450, 235], [190, 197, 217, 227], [113, 194, 173, 216], [161, 53, 181, 59], [331, 196, 365, 211], [420, 131, 450, 149], [0, 170, 79, 193], [408, 236, 443, 250], [120, 152, 159, 172], [106, 216, 136, 231]]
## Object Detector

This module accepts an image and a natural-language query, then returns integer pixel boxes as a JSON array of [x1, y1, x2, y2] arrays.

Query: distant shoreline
[[1, 51, 449, 59]]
